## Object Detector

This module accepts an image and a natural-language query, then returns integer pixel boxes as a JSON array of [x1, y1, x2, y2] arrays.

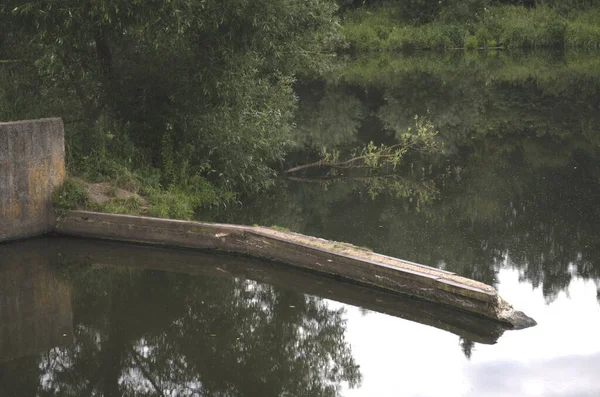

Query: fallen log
[[54, 210, 536, 329]]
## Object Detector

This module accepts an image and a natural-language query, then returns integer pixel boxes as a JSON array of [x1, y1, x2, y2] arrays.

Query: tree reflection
[[215, 51, 600, 305], [29, 267, 361, 397], [459, 338, 475, 360]]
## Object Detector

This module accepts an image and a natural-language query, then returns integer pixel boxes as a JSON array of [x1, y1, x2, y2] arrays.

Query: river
[[1, 50, 599, 396]]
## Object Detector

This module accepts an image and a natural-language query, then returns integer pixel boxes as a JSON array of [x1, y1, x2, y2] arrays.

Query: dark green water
[[2, 51, 600, 396], [217, 50, 600, 302]]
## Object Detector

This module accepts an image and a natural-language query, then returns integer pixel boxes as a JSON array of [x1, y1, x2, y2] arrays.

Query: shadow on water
[[0, 245, 73, 363], [0, 234, 523, 395], [0, 236, 364, 396]]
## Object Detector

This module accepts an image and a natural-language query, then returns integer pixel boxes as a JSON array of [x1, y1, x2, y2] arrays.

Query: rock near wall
[[0, 118, 65, 242]]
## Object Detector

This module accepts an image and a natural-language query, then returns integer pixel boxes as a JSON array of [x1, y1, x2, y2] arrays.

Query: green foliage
[[476, 5, 568, 48], [465, 35, 479, 50], [146, 189, 199, 220], [385, 24, 464, 50], [341, 3, 600, 51], [160, 131, 176, 188], [270, 225, 292, 232], [342, 7, 468, 51], [0, 0, 340, 213], [52, 178, 89, 213], [99, 196, 143, 215], [392, 0, 491, 24], [566, 8, 600, 48], [309, 114, 440, 171]]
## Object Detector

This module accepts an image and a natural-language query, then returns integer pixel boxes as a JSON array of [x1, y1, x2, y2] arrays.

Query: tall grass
[[342, 5, 600, 52], [61, 120, 237, 220], [476, 6, 567, 49], [566, 9, 600, 49], [342, 7, 467, 51]]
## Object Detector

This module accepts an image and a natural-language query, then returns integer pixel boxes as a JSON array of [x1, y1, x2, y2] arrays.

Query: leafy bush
[[146, 189, 197, 220], [2, 0, 340, 211], [482, 6, 567, 48], [52, 178, 89, 213]]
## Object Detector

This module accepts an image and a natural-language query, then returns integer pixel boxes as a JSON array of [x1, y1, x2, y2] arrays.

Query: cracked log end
[[496, 297, 537, 329]]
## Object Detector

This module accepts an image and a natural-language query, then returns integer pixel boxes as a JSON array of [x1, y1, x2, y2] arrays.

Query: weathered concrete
[[56, 210, 537, 329], [0, 118, 65, 242]]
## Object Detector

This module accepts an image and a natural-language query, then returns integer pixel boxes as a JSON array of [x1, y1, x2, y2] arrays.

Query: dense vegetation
[[342, 1, 600, 51], [0, 0, 340, 217], [1, 1, 599, 302], [2, 0, 600, 219]]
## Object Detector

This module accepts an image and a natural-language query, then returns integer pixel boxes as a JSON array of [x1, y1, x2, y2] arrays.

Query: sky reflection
[[338, 268, 600, 397]]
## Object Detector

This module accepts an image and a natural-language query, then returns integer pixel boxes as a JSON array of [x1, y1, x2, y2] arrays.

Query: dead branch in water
[[284, 116, 441, 175], [284, 143, 410, 175]]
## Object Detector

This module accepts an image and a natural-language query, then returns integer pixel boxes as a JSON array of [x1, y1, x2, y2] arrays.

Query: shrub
[[465, 35, 479, 50], [478, 5, 567, 48], [147, 189, 197, 220], [52, 178, 89, 213]]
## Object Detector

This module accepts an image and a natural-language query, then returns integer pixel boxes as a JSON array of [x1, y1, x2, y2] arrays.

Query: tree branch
[[129, 348, 166, 397], [286, 174, 402, 183], [284, 154, 399, 174]]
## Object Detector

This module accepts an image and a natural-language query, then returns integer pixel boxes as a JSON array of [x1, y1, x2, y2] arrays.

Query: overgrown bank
[[0, 0, 340, 220], [3, 0, 600, 222], [342, 3, 600, 51]]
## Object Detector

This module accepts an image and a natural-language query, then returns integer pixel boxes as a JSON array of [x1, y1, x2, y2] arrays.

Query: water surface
[[214, 50, 600, 396], [2, 50, 600, 396]]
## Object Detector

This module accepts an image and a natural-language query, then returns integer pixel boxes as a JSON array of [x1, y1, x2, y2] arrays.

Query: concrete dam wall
[[0, 118, 65, 242]]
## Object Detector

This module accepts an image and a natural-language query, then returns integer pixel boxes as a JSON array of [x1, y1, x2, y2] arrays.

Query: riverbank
[[52, 176, 225, 221], [335, 50, 600, 87], [342, 5, 600, 52]]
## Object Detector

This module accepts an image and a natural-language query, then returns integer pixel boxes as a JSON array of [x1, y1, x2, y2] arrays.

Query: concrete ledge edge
[[54, 210, 536, 328]]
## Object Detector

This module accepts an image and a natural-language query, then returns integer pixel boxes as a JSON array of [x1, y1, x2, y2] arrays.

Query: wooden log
[[54, 210, 536, 329]]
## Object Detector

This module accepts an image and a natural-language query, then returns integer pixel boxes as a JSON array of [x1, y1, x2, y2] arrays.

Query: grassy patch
[[342, 7, 467, 51], [63, 128, 238, 220], [341, 5, 600, 52], [270, 225, 292, 232], [146, 189, 198, 220], [566, 9, 600, 49], [52, 178, 89, 214], [476, 5, 567, 49], [100, 196, 144, 215]]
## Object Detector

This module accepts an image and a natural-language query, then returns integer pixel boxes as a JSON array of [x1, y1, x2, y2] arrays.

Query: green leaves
[[1, 0, 340, 209]]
